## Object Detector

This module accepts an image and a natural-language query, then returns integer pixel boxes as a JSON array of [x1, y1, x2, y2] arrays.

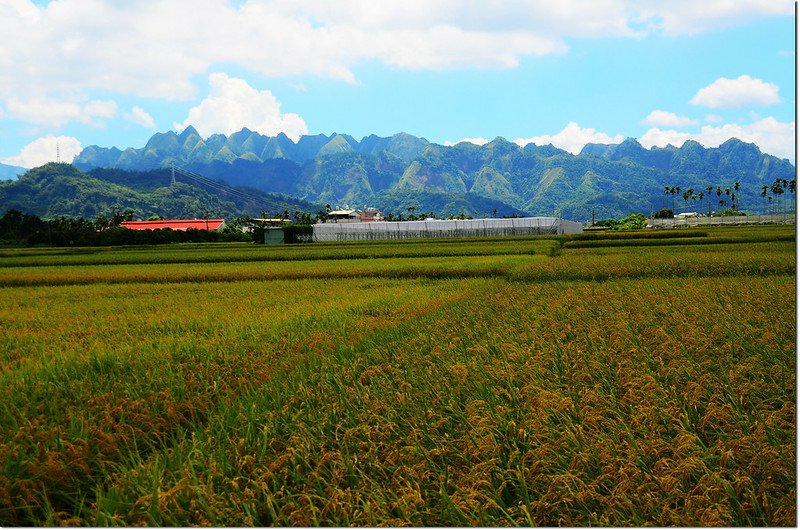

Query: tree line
[[661, 178, 796, 216], [0, 209, 252, 247]]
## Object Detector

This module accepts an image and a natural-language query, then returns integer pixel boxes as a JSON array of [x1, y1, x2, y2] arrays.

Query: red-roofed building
[[120, 219, 226, 231]]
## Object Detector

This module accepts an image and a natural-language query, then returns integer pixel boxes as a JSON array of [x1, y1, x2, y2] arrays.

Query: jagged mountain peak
[[680, 139, 704, 151], [486, 136, 515, 147], [66, 129, 795, 221], [144, 130, 179, 148], [718, 137, 761, 154], [178, 125, 200, 140], [524, 143, 569, 157]]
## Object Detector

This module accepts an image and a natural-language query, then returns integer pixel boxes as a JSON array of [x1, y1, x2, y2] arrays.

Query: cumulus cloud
[[643, 110, 698, 128], [514, 122, 624, 155], [5, 97, 117, 127], [124, 106, 156, 129], [0, 0, 792, 104], [173, 73, 308, 141], [690, 75, 780, 108], [639, 117, 795, 161], [443, 137, 490, 146], [0, 135, 82, 168]]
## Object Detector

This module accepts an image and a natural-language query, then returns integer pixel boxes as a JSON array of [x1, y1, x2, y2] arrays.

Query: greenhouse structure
[[312, 216, 583, 242]]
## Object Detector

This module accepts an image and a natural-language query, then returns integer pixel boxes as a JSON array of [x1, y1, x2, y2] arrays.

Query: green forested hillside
[[0, 163, 320, 220], [71, 129, 798, 220]]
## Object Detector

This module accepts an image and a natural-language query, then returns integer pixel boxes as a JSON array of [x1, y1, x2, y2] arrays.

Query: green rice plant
[[80, 274, 795, 526], [0, 238, 559, 268], [0, 225, 794, 526]]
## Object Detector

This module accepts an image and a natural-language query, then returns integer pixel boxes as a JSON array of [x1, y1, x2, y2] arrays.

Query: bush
[[653, 208, 674, 219]]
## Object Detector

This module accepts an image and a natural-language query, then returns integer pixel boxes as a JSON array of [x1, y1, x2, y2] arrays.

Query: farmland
[[0, 225, 795, 526]]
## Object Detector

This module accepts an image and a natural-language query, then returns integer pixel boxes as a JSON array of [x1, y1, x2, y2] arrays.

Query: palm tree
[[682, 188, 695, 213], [781, 179, 790, 214], [771, 179, 785, 215], [669, 186, 679, 211], [683, 188, 695, 212]]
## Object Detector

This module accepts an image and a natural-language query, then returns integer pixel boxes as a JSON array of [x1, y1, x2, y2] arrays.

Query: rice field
[[0, 225, 795, 526]]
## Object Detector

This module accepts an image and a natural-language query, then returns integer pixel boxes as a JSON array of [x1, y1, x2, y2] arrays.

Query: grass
[[0, 238, 558, 268], [0, 225, 795, 526]]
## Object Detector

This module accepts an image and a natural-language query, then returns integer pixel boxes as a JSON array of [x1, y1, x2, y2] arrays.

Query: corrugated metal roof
[[120, 219, 225, 231]]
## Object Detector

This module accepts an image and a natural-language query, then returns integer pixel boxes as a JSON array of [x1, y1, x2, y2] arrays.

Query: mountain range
[[57, 127, 800, 220], [0, 162, 26, 180]]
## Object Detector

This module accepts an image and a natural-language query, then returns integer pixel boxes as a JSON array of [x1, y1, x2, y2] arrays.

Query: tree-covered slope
[[72, 128, 797, 220], [0, 163, 321, 220]]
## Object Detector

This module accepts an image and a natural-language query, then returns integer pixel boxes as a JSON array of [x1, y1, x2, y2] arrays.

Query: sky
[[0, 0, 795, 169]]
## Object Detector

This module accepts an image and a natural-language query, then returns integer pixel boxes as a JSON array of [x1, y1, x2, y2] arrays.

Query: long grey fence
[[313, 217, 583, 242]]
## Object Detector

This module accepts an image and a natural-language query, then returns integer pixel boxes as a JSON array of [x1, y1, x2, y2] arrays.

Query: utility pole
[[591, 207, 595, 227]]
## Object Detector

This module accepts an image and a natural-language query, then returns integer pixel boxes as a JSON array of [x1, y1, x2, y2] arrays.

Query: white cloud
[[82, 100, 117, 119], [443, 137, 490, 146], [643, 110, 698, 128], [0, 135, 82, 168], [173, 73, 308, 141], [632, 1, 792, 35], [5, 97, 117, 127], [639, 117, 795, 161], [0, 1, 791, 104], [514, 122, 624, 155], [690, 75, 780, 108], [124, 106, 156, 129]]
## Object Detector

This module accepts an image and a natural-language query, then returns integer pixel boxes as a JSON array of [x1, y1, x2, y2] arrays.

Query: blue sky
[[0, 1, 795, 168]]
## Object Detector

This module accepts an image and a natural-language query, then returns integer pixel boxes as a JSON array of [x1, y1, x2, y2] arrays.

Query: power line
[[170, 165, 268, 206]]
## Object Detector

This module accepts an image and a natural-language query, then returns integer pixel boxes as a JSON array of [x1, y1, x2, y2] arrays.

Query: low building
[[241, 218, 286, 233], [359, 207, 384, 222], [120, 219, 225, 231], [327, 209, 361, 223], [326, 208, 384, 223]]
